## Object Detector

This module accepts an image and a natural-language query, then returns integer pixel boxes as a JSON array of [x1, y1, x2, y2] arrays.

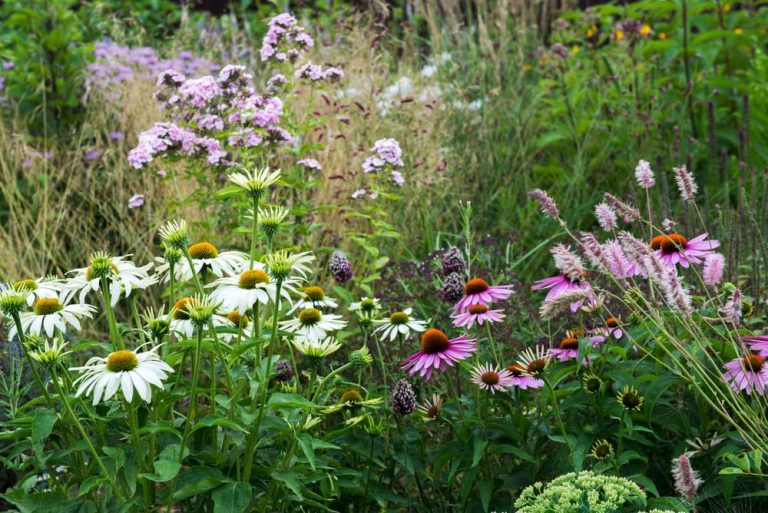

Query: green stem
[[12, 313, 55, 408], [242, 279, 283, 482], [545, 378, 574, 468], [127, 401, 152, 506], [128, 295, 146, 346], [249, 196, 260, 268], [178, 325, 205, 466], [100, 280, 124, 350]]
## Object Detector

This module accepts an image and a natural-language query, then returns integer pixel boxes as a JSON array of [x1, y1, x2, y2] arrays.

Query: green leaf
[[270, 470, 303, 499], [472, 439, 488, 467], [479, 480, 492, 512], [171, 467, 229, 502], [212, 482, 252, 513], [141, 460, 182, 483], [297, 434, 316, 470], [0, 490, 66, 513], [31, 408, 57, 466], [267, 393, 318, 410], [191, 415, 247, 433]]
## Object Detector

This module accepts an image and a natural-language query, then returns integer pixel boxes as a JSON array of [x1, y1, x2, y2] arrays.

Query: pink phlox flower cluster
[[260, 13, 314, 63]]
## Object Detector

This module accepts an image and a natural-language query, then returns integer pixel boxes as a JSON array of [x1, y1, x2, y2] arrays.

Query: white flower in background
[[168, 296, 228, 338], [207, 268, 294, 313], [9, 294, 96, 339], [219, 310, 253, 341], [279, 308, 346, 341], [373, 307, 428, 341], [64, 253, 154, 306], [70, 346, 174, 405], [288, 286, 338, 313], [12, 276, 65, 306], [291, 337, 342, 358], [155, 242, 248, 282], [349, 297, 381, 317]]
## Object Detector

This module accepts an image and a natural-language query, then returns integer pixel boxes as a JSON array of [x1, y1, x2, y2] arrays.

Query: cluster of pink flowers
[[295, 63, 344, 83], [297, 158, 322, 171], [129, 65, 291, 169], [86, 40, 217, 95], [362, 138, 405, 186], [260, 13, 314, 63]]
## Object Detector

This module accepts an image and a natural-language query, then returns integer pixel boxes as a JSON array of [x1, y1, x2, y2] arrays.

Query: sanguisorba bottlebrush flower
[[602, 240, 642, 279], [391, 379, 417, 415], [673, 164, 698, 203], [373, 308, 428, 341], [70, 345, 173, 405], [506, 363, 544, 389], [454, 277, 513, 312], [279, 308, 346, 341], [723, 355, 767, 395], [208, 268, 291, 313], [64, 253, 154, 306], [672, 453, 702, 502], [594, 202, 618, 232], [156, 242, 248, 282], [635, 159, 656, 188], [451, 303, 506, 328], [703, 252, 725, 285], [651, 233, 720, 268], [9, 294, 96, 339], [401, 328, 476, 380], [470, 363, 513, 393], [528, 188, 560, 220], [603, 192, 641, 224]]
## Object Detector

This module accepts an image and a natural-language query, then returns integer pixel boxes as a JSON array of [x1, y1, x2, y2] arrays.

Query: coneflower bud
[[441, 246, 466, 275], [391, 379, 416, 415], [672, 454, 702, 502], [0, 287, 29, 316], [349, 347, 374, 368], [594, 203, 618, 231], [703, 253, 725, 285], [159, 219, 190, 251], [528, 189, 560, 220], [329, 251, 353, 283], [441, 272, 465, 302], [603, 193, 640, 224], [634, 159, 656, 189], [673, 165, 698, 203]]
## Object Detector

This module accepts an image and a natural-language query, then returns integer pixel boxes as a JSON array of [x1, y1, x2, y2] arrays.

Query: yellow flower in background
[[734, 28, 743, 35], [723, 2, 732, 13], [614, 29, 624, 41], [639, 24, 652, 37], [571, 46, 580, 55], [522, 64, 533, 73], [659, 32, 668, 40], [586, 25, 597, 38]]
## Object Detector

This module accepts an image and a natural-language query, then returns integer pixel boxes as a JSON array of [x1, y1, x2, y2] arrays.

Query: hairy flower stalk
[[672, 454, 702, 505], [528, 189, 560, 220], [703, 253, 725, 285], [673, 164, 698, 203], [578, 232, 607, 268], [603, 193, 641, 224]]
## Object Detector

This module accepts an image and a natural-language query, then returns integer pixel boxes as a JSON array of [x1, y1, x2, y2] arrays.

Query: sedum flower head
[[159, 220, 189, 250], [514, 471, 646, 513], [229, 166, 281, 199]]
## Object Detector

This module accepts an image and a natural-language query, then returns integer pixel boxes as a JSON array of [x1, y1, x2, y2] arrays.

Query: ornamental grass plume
[[528, 188, 560, 220], [635, 159, 656, 188]]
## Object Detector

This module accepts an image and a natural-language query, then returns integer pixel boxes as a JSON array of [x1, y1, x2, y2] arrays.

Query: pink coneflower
[[401, 328, 476, 380], [702, 253, 725, 285], [673, 164, 698, 203], [594, 203, 618, 231], [470, 363, 513, 393], [506, 363, 544, 389], [742, 335, 768, 357], [651, 233, 720, 268], [451, 303, 505, 328], [454, 278, 513, 312], [672, 453, 702, 502], [723, 355, 768, 395], [549, 337, 584, 363], [532, 274, 591, 312], [635, 159, 655, 188], [589, 317, 625, 346]]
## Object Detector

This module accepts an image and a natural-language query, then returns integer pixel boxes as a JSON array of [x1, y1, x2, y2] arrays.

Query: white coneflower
[[207, 268, 292, 313], [220, 310, 253, 340], [673, 165, 698, 203], [29, 338, 71, 369], [291, 337, 342, 358], [289, 286, 338, 313], [634, 159, 656, 188], [0, 285, 29, 317], [13, 276, 65, 306], [257, 205, 290, 239], [158, 219, 190, 251], [594, 203, 618, 232], [64, 253, 155, 306], [155, 242, 248, 282], [279, 308, 346, 341], [264, 250, 315, 281], [373, 308, 429, 341], [9, 294, 96, 339], [169, 296, 228, 337], [228, 166, 281, 199], [349, 297, 381, 315], [70, 345, 174, 405], [672, 454, 702, 502]]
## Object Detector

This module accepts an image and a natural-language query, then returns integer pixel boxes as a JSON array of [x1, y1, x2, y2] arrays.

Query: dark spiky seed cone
[[441, 247, 466, 275], [329, 251, 353, 283], [391, 379, 417, 415], [441, 272, 465, 302]]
